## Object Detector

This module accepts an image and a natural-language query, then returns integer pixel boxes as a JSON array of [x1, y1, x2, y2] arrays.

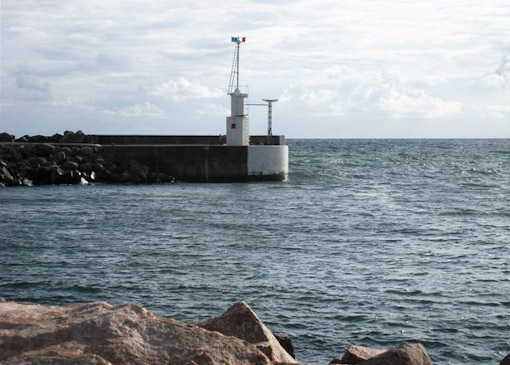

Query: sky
[[1, 0, 509, 138]]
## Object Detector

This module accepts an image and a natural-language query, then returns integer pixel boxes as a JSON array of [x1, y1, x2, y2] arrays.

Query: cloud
[[1, 0, 509, 137], [376, 84, 463, 119], [11, 72, 52, 101], [195, 103, 230, 116], [150, 78, 223, 101], [102, 102, 165, 118], [486, 104, 510, 119], [279, 73, 462, 120]]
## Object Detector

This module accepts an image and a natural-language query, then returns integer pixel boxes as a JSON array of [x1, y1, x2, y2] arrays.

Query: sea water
[[1, 139, 509, 364]]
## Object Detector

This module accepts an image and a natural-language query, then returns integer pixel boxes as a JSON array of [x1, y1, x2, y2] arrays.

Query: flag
[[231, 36, 246, 43]]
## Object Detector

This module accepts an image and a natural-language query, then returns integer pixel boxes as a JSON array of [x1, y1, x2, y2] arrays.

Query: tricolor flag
[[231, 36, 246, 43]]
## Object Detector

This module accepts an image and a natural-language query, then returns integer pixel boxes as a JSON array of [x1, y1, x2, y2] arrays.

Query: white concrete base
[[247, 145, 289, 180]]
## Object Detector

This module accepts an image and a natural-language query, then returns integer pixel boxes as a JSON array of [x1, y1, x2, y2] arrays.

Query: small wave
[[69, 284, 101, 294]]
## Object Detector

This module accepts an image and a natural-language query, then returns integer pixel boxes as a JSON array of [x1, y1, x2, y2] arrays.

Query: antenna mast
[[262, 99, 278, 137], [228, 36, 245, 94]]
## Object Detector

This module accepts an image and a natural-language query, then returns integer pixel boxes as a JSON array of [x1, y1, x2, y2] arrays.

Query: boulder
[[61, 130, 86, 144], [273, 332, 296, 359], [0, 300, 273, 365], [128, 159, 149, 182], [50, 133, 63, 143], [356, 343, 432, 365], [195, 301, 298, 364], [51, 150, 67, 164], [15, 135, 29, 142], [501, 353, 510, 365], [330, 345, 385, 364], [0, 132, 14, 142], [28, 134, 49, 143], [79, 146, 95, 156], [34, 143, 56, 156], [0, 166, 16, 186], [61, 160, 79, 171]]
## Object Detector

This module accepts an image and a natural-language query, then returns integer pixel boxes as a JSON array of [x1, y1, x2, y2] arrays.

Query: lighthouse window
[[231, 123, 236, 129]]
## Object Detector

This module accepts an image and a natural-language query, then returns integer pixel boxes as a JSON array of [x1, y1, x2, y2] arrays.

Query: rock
[[501, 353, 510, 365], [50, 133, 63, 142], [28, 156, 48, 167], [79, 146, 95, 156], [61, 130, 86, 144], [51, 150, 67, 164], [34, 143, 56, 156], [195, 301, 298, 364], [274, 332, 296, 359], [0, 166, 16, 186], [356, 343, 432, 365], [0, 132, 14, 142], [28, 134, 49, 143], [330, 345, 385, 364], [54, 170, 83, 185], [61, 160, 79, 171], [0, 300, 273, 365], [128, 159, 149, 182], [15, 136, 29, 142]]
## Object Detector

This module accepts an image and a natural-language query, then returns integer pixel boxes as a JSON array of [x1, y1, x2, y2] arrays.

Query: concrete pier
[[94, 135, 288, 182]]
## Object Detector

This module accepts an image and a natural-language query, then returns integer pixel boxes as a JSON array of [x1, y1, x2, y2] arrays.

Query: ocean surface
[[1, 139, 509, 364]]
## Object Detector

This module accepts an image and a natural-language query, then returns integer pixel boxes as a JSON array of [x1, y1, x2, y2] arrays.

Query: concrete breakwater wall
[[0, 131, 288, 185]]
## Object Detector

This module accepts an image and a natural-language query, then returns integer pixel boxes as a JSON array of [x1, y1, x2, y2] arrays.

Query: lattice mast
[[228, 37, 243, 94], [262, 99, 278, 137]]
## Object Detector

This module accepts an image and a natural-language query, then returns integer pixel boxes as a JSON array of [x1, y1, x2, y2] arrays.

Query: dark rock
[[357, 343, 432, 365], [0, 300, 273, 365], [28, 134, 48, 143], [61, 160, 79, 171], [273, 332, 296, 359], [330, 345, 385, 364], [8, 147, 23, 162], [15, 136, 29, 142], [0, 132, 14, 142], [501, 353, 510, 365], [51, 150, 67, 164], [79, 146, 94, 156], [61, 130, 86, 144], [50, 133, 63, 142], [34, 143, 56, 156], [54, 170, 84, 185], [128, 159, 149, 182], [0, 166, 16, 185], [195, 301, 298, 364], [28, 156, 48, 167], [18, 144, 34, 159]]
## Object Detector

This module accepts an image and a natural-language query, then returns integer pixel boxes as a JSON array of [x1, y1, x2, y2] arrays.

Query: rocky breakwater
[[0, 298, 452, 365], [0, 131, 175, 186]]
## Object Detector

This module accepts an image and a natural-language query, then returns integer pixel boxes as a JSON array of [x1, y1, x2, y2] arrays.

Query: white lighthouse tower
[[226, 36, 249, 146]]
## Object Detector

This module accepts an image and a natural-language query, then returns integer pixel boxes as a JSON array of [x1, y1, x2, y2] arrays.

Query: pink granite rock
[[195, 301, 298, 364], [330, 345, 385, 364], [358, 343, 432, 365], [0, 300, 273, 365]]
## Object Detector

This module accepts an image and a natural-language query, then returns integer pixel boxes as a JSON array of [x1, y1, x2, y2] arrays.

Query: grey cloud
[[16, 73, 49, 91]]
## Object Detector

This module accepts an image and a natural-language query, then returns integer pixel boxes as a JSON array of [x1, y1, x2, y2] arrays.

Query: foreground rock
[[0, 297, 442, 365], [330, 343, 432, 365], [0, 300, 276, 365], [195, 301, 298, 364], [330, 345, 385, 364], [501, 353, 510, 365]]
